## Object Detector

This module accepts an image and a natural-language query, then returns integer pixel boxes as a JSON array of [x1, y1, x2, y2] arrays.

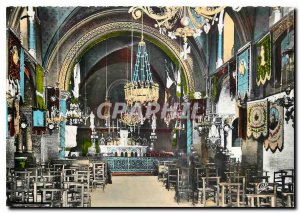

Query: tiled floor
[[90, 176, 195, 207]]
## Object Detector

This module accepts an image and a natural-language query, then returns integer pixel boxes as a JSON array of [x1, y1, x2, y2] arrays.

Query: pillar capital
[[60, 90, 70, 100]]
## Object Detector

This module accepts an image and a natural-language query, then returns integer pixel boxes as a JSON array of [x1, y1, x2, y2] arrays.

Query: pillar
[[17, 132, 23, 153], [26, 126, 32, 153], [187, 117, 192, 156], [27, 6, 36, 59], [23, 107, 33, 153], [59, 91, 69, 159], [216, 10, 224, 69]]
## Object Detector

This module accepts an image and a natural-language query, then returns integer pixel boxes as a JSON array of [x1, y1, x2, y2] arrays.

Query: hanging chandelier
[[120, 110, 143, 127], [129, 7, 241, 59], [124, 38, 159, 106]]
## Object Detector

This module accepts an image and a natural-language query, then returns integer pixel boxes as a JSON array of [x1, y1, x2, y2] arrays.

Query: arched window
[[223, 12, 235, 63], [231, 118, 241, 147]]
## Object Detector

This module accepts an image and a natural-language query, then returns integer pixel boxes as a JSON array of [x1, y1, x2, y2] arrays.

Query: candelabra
[[275, 85, 294, 128]]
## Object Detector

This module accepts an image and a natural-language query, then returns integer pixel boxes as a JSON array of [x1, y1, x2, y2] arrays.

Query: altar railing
[[103, 157, 176, 173]]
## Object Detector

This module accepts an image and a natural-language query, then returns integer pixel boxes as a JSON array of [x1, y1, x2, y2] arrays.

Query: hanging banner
[[8, 32, 20, 81], [46, 87, 60, 120], [20, 48, 25, 100], [256, 34, 271, 86], [247, 100, 268, 139], [65, 125, 78, 147], [8, 32, 21, 101], [33, 110, 45, 127], [176, 69, 181, 98], [264, 103, 284, 152], [237, 44, 251, 100], [35, 64, 47, 110]]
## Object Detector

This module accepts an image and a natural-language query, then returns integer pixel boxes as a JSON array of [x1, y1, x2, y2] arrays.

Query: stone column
[[59, 90, 69, 159], [216, 10, 224, 69], [26, 126, 33, 153], [186, 103, 192, 156], [27, 6, 36, 59], [17, 132, 23, 153], [22, 107, 33, 153]]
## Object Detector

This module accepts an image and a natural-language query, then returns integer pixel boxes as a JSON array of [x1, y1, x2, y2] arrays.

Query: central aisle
[[91, 176, 194, 207]]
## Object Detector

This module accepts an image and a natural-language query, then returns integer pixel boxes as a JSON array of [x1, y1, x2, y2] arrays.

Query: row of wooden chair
[[157, 160, 294, 207], [7, 161, 108, 207]]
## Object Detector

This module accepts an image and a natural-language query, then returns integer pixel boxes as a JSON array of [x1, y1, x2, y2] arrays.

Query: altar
[[100, 145, 148, 157]]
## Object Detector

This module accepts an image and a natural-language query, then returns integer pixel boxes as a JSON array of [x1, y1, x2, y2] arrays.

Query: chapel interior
[[6, 6, 295, 208]]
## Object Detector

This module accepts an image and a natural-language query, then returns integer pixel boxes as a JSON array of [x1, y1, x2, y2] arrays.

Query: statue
[[151, 114, 157, 132], [72, 63, 80, 99], [89, 111, 95, 131]]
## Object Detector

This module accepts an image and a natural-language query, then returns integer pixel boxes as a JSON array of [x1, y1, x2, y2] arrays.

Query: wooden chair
[[40, 188, 65, 207], [92, 162, 107, 191], [200, 176, 221, 206], [220, 175, 246, 207], [175, 168, 194, 203], [63, 182, 84, 207], [282, 192, 294, 207], [274, 170, 287, 193], [76, 170, 91, 207], [246, 182, 277, 207], [194, 167, 206, 204], [166, 168, 178, 191]]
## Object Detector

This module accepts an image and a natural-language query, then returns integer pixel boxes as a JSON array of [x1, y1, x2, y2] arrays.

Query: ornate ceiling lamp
[[129, 6, 227, 59], [124, 12, 159, 107], [124, 38, 159, 106]]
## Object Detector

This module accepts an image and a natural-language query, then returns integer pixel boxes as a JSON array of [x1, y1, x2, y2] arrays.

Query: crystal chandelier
[[122, 17, 159, 127], [120, 110, 142, 127], [129, 6, 227, 58], [124, 38, 159, 106]]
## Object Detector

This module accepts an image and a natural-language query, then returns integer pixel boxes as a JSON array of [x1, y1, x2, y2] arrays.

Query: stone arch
[[47, 21, 195, 93], [107, 79, 128, 97], [225, 7, 254, 45]]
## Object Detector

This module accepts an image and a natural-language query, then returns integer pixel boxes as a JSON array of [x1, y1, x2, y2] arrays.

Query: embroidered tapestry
[[65, 125, 78, 147], [47, 87, 60, 119], [237, 45, 250, 100], [256, 34, 271, 86], [247, 100, 268, 139], [36, 64, 47, 110], [264, 103, 284, 152], [8, 32, 20, 81], [33, 110, 45, 127]]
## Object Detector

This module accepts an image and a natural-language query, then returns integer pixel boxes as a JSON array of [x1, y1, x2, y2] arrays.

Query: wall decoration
[[264, 103, 284, 152], [247, 100, 268, 139], [20, 48, 25, 101], [281, 29, 294, 83], [46, 87, 60, 121], [33, 110, 45, 127], [256, 34, 271, 86], [35, 64, 47, 110], [237, 44, 250, 100], [8, 32, 20, 81], [65, 125, 78, 147]]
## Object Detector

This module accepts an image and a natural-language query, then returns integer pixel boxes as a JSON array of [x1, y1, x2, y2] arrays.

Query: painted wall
[[39, 7, 75, 58]]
